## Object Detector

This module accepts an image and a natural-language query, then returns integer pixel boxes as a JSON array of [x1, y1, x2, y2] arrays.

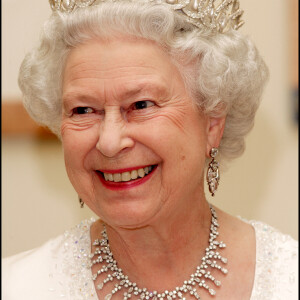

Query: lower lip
[[96, 166, 157, 191]]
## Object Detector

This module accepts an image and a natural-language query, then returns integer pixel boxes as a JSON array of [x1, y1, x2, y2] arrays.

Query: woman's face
[[61, 37, 224, 228]]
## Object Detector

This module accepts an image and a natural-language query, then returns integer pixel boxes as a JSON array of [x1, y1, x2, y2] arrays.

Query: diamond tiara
[[49, 0, 244, 33]]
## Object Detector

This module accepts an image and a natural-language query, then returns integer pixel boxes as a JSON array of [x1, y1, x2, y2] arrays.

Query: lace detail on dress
[[56, 219, 297, 300], [248, 221, 298, 300], [59, 218, 98, 300]]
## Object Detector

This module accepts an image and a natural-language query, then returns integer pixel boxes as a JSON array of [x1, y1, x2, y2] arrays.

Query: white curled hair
[[18, 2, 269, 163]]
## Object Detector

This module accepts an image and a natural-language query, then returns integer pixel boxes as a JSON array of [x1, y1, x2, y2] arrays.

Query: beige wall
[[2, 0, 298, 258]]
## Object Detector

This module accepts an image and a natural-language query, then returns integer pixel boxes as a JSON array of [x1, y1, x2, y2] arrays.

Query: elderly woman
[[3, 0, 297, 299]]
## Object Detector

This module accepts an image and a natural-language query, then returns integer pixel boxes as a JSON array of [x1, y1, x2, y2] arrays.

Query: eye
[[133, 101, 155, 110], [72, 107, 94, 114]]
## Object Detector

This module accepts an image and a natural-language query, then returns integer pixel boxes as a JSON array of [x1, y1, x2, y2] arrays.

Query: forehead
[[62, 37, 184, 98]]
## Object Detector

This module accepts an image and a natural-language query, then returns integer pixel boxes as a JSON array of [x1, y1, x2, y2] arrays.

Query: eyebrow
[[120, 81, 169, 99], [63, 80, 170, 107], [62, 92, 99, 108]]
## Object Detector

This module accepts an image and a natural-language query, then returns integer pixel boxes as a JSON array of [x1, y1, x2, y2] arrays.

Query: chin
[[95, 200, 162, 229]]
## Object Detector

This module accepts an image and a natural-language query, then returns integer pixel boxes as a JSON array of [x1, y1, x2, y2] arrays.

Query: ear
[[205, 116, 226, 157]]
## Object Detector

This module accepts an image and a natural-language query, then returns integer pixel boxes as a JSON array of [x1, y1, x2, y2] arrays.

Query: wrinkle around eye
[[154, 108, 188, 133], [127, 107, 159, 122], [127, 106, 188, 134], [61, 119, 99, 135]]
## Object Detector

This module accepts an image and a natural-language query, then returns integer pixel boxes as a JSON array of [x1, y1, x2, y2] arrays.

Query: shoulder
[[249, 221, 298, 300], [2, 219, 97, 300], [2, 234, 66, 300]]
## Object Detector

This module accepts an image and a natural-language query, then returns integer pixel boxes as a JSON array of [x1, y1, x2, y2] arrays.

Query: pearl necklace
[[90, 205, 227, 300]]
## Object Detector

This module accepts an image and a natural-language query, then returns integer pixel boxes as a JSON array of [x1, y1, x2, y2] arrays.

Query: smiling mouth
[[97, 165, 157, 183]]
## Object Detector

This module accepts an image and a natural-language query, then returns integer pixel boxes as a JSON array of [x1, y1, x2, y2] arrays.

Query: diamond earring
[[78, 196, 84, 208], [207, 148, 220, 197]]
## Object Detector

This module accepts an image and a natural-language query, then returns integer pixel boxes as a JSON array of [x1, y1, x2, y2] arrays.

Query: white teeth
[[121, 172, 131, 182], [131, 170, 138, 179], [102, 166, 154, 182], [113, 173, 121, 182], [137, 168, 145, 178]]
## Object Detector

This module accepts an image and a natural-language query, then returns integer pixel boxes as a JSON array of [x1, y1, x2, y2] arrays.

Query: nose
[[96, 108, 134, 157]]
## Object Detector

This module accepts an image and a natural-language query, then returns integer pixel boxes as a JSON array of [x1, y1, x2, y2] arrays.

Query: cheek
[[62, 129, 98, 199], [61, 123, 100, 173], [129, 110, 186, 144], [61, 120, 99, 150], [130, 108, 207, 154]]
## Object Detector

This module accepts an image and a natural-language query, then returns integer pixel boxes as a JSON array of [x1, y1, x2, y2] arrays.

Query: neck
[[91, 198, 212, 291]]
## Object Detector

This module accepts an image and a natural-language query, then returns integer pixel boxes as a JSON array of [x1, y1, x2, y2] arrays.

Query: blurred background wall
[[2, 0, 298, 258]]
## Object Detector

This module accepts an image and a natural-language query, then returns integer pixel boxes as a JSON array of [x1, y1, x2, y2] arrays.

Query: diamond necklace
[[90, 204, 227, 300]]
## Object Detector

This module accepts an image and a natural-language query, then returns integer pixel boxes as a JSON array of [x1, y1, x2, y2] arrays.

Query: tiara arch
[[48, 0, 244, 33]]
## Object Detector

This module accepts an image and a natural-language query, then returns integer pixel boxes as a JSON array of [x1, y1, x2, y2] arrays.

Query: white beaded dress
[[3, 219, 298, 300]]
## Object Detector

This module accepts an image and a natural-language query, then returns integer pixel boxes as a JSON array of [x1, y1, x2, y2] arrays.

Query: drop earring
[[207, 147, 220, 197]]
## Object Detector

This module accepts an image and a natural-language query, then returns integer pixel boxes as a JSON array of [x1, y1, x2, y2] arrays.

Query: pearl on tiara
[[48, 0, 244, 33]]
